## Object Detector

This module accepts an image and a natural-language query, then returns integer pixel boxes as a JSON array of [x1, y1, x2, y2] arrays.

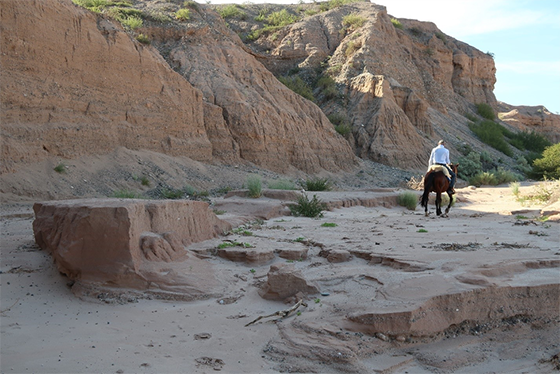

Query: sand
[[1, 183, 559, 373]]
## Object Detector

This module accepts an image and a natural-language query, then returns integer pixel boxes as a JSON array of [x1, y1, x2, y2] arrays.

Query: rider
[[428, 140, 456, 194]]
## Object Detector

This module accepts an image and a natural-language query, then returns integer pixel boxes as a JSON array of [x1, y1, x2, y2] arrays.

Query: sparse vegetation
[[246, 175, 262, 198], [289, 194, 326, 218], [302, 177, 331, 191], [278, 75, 315, 101], [321, 222, 337, 227], [328, 113, 351, 136], [513, 179, 560, 205], [136, 34, 150, 44], [161, 188, 184, 199], [175, 8, 190, 21], [319, 0, 363, 12], [468, 167, 522, 186], [54, 163, 66, 173], [266, 9, 299, 27], [391, 18, 403, 29], [140, 176, 150, 186], [112, 189, 142, 199], [475, 103, 495, 120], [268, 179, 298, 190], [217, 4, 246, 19], [397, 191, 418, 210], [417, 228, 428, 233], [217, 240, 254, 249], [468, 119, 513, 157], [345, 40, 362, 57], [342, 13, 366, 29], [120, 15, 143, 30]]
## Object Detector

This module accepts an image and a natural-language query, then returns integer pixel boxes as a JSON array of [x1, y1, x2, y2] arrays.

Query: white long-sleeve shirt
[[429, 145, 450, 166]]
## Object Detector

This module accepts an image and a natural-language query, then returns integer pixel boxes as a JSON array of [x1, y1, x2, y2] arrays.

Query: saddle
[[427, 165, 451, 179]]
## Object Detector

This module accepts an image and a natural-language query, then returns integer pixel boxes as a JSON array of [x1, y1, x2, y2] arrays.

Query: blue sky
[[207, 0, 560, 113]]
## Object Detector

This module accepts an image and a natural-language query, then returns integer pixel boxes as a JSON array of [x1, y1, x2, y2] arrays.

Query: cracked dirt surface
[[1, 183, 559, 373]]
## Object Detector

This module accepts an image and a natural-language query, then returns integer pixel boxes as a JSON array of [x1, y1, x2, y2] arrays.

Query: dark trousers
[[437, 164, 456, 189]]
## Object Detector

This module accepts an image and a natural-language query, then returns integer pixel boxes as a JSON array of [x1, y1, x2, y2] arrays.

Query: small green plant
[[266, 9, 299, 27], [515, 215, 529, 220], [302, 177, 331, 191], [175, 8, 190, 21], [314, 298, 321, 304], [162, 188, 184, 199], [145, 10, 171, 23], [213, 209, 226, 215], [246, 175, 262, 198], [120, 15, 143, 30], [277, 75, 315, 101], [217, 240, 254, 249], [112, 189, 141, 199], [345, 40, 361, 57], [218, 4, 246, 19], [417, 229, 428, 233], [321, 222, 337, 227], [250, 268, 256, 273], [289, 194, 326, 218], [510, 181, 520, 198], [391, 18, 403, 29], [294, 237, 305, 242], [140, 176, 150, 186], [268, 179, 297, 190], [54, 163, 66, 173], [231, 227, 253, 236], [183, 1, 199, 10], [397, 191, 418, 210], [342, 13, 366, 28], [476, 103, 495, 120], [136, 34, 150, 44]]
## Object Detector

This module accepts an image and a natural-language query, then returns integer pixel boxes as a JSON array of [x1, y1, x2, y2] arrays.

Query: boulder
[[259, 263, 320, 301], [33, 198, 231, 299]]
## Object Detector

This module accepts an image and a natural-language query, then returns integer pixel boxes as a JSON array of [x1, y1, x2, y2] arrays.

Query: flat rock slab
[[33, 198, 232, 299]]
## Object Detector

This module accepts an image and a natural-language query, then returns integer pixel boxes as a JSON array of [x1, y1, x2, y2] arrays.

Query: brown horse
[[420, 164, 458, 217]]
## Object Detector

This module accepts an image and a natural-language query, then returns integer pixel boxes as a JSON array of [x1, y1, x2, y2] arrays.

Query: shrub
[[140, 176, 150, 186], [183, 1, 199, 11], [266, 9, 298, 27], [289, 194, 326, 218], [345, 40, 361, 57], [175, 8, 190, 21], [145, 10, 171, 23], [136, 34, 150, 44], [532, 143, 560, 179], [120, 15, 143, 30], [161, 188, 184, 199], [268, 179, 297, 190], [457, 152, 482, 180], [397, 191, 418, 210], [469, 120, 513, 156], [302, 177, 331, 191], [54, 163, 66, 173], [342, 13, 366, 28], [278, 76, 315, 101], [218, 4, 246, 19], [508, 130, 551, 153], [476, 103, 495, 120], [316, 75, 338, 101], [319, 0, 362, 12], [246, 175, 262, 198], [469, 167, 522, 186], [72, 0, 109, 12], [391, 18, 403, 29]]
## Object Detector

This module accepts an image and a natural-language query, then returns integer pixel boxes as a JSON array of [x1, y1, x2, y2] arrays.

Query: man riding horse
[[428, 140, 456, 194]]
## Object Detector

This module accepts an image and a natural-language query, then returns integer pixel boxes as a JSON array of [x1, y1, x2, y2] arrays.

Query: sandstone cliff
[[0, 0, 356, 175]]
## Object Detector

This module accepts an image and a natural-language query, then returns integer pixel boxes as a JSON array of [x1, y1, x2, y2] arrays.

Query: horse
[[420, 164, 458, 217]]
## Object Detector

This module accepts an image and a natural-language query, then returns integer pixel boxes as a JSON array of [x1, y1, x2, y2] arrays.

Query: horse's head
[[451, 163, 459, 173]]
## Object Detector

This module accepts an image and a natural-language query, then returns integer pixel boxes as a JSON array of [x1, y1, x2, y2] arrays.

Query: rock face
[[0, 0, 357, 175], [498, 102, 560, 143], [33, 199, 231, 298]]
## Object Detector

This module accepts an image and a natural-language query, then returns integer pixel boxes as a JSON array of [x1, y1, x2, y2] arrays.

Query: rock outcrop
[[259, 263, 320, 301], [498, 102, 560, 143], [33, 198, 231, 298], [0, 0, 357, 175]]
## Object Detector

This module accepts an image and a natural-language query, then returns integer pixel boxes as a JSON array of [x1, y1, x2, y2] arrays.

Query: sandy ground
[[1, 183, 559, 373]]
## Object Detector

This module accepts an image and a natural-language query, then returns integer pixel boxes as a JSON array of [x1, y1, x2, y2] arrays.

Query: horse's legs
[[436, 193, 442, 216], [445, 191, 453, 215]]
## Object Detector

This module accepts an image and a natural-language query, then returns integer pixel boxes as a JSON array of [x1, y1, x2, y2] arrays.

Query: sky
[[206, 0, 560, 114]]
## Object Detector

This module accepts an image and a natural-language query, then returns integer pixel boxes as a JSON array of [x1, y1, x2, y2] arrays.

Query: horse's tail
[[420, 172, 434, 208]]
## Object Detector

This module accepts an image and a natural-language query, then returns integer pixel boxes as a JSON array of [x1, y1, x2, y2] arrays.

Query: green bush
[[476, 103, 495, 120], [175, 8, 190, 21], [289, 194, 326, 218], [319, 0, 362, 12], [54, 163, 66, 173], [246, 175, 262, 198], [532, 143, 560, 179], [302, 177, 331, 191], [345, 40, 361, 57], [397, 191, 418, 210], [268, 179, 297, 190], [469, 120, 513, 156], [120, 15, 143, 30], [469, 167, 522, 186], [342, 13, 366, 28], [457, 152, 482, 180], [218, 4, 246, 19], [136, 34, 150, 44], [391, 18, 403, 29], [266, 9, 298, 27], [507, 131, 552, 153], [278, 76, 315, 101], [161, 188, 184, 199]]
